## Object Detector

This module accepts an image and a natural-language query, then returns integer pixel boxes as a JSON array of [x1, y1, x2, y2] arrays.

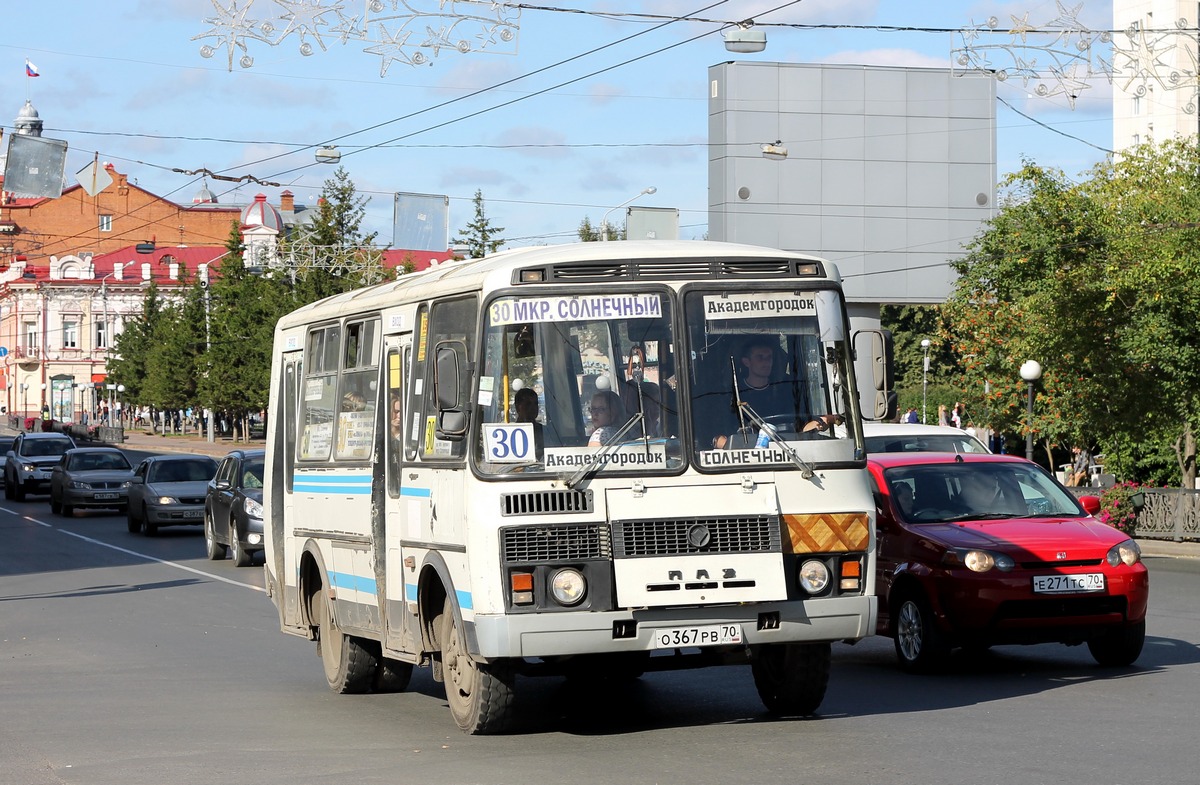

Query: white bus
[[263, 240, 892, 733]]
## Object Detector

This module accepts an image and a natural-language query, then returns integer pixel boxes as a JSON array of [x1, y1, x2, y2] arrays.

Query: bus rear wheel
[[751, 641, 830, 716], [314, 588, 375, 694], [439, 598, 515, 734]]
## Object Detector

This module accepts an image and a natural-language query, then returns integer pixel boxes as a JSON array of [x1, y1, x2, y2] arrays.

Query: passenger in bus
[[514, 387, 544, 458], [389, 394, 403, 440], [587, 390, 626, 446], [343, 390, 367, 412]]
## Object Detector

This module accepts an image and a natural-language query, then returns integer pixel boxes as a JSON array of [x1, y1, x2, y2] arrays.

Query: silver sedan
[[126, 454, 219, 536], [48, 447, 134, 516]]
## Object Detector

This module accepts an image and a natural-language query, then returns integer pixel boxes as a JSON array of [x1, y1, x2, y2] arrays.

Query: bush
[[1095, 481, 1146, 536]]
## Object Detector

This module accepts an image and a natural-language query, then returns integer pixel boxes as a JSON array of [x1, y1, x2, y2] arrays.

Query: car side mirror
[[214, 479, 232, 490], [1079, 495, 1101, 515], [128, 476, 145, 485]]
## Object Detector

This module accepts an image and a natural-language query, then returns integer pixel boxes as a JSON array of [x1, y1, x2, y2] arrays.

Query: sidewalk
[[112, 427, 264, 458]]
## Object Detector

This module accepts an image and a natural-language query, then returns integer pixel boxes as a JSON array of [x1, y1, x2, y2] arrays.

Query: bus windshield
[[684, 288, 854, 468], [476, 291, 681, 476]]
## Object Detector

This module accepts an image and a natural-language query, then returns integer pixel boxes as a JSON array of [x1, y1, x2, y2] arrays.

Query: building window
[[96, 319, 108, 350], [23, 321, 38, 352], [1132, 133, 1140, 145], [99, 214, 112, 232], [63, 319, 79, 349], [1132, 95, 1141, 116]]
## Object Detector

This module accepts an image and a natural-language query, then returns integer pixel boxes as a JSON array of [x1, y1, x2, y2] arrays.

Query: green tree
[[107, 281, 166, 407], [577, 216, 618, 242], [142, 270, 207, 414], [289, 166, 384, 303], [454, 189, 505, 257], [200, 223, 289, 439]]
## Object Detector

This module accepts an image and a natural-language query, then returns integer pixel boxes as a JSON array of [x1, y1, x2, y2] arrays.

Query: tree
[[941, 142, 1200, 487], [289, 166, 384, 303], [454, 189, 505, 257], [107, 281, 167, 407], [577, 216, 618, 242], [200, 223, 290, 439], [142, 270, 207, 414]]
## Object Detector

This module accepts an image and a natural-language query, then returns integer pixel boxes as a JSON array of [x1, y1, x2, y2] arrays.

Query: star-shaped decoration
[[421, 25, 455, 57], [364, 23, 417, 76], [193, 0, 263, 71], [1008, 12, 1036, 44], [275, 0, 341, 53], [330, 8, 367, 44]]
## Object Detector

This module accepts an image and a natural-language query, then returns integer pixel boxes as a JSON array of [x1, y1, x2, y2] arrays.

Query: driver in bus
[[715, 335, 840, 447], [514, 387, 544, 458]]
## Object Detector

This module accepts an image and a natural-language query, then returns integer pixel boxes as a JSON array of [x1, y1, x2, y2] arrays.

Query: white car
[[4, 432, 78, 501], [863, 423, 991, 455]]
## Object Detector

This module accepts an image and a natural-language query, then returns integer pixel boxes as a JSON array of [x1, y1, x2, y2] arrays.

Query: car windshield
[[150, 459, 216, 483], [866, 435, 989, 454], [72, 452, 131, 471], [23, 439, 72, 457], [884, 462, 1085, 523]]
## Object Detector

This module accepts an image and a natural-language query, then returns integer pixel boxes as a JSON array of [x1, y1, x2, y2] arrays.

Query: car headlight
[[1107, 539, 1142, 567], [156, 496, 179, 505], [798, 559, 830, 594], [945, 549, 1015, 572], [20, 462, 35, 472], [243, 497, 263, 518], [549, 568, 587, 606]]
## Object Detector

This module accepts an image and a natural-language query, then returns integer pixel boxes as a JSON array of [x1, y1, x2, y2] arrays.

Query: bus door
[[277, 350, 304, 627], [383, 336, 420, 653]]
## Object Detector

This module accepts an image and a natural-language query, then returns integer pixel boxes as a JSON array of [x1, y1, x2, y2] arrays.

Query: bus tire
[[439, 598, 515, 734], [751, 641, 830, 716], [314, 589, 375, 694]]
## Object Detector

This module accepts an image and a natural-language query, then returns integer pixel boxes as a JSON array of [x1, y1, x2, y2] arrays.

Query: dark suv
[[205, 449, 265, 567], [4, 432, 78, 501]]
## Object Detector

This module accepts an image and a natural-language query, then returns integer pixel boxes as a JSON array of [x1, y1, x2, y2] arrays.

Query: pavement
[[6, 422, 1198, 559]]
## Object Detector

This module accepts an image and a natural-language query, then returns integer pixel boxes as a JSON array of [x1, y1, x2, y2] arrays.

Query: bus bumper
[[471, 596, 875, 659]]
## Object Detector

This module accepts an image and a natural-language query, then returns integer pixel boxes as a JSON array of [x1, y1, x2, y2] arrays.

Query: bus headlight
[[549, 568, 587, 606], [798, 559, 830, 594]]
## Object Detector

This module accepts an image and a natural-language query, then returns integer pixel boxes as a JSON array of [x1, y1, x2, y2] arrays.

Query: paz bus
[[262, 240, 893, 733]]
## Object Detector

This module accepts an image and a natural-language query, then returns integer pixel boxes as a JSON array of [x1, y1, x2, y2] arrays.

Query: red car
[[869, 452, 1148, 671]]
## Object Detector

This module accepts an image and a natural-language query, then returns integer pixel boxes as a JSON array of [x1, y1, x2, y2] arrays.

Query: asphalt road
[[3, 489, 1200, 785]]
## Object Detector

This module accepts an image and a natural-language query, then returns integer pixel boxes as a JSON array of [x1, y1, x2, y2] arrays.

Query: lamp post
[[600, 187, 656, 241], [19, 383, 28, 422], [116, 384, 126, 442], [920, 339, 931, 424], [1019, 360, 1043, 461]]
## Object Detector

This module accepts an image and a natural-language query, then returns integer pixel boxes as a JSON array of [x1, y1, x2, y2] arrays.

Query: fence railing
[[1068, 486, 1200, 542]]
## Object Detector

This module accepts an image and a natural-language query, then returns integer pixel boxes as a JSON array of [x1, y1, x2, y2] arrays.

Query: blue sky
[[1, 1, 1115, 250]]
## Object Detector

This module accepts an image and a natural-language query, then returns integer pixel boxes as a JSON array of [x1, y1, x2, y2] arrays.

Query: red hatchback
[[868, 452, 1148, 671]]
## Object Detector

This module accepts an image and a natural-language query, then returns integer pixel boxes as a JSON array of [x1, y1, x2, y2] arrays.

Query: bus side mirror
[[435, 345, 461, 410], [853, 329, 896, 421]]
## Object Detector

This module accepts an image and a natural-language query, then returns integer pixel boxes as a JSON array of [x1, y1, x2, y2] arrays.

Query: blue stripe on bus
[[293, 474, 372, 494], [399, 486, 431, 498], [328, 570, 376, 595], [405, 582, 471, 611]]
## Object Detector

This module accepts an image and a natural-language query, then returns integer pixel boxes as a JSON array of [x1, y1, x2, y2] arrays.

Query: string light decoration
[[194, 0, 520, 75], [954, 3, 1200, 113]]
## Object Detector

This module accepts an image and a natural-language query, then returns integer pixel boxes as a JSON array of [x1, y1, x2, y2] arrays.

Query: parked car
[[863, 422, 991, 454], [0, 435, 14, 488], [48, 447, 135, 516], [204, 449, 265, 567], [4, 432, 78, 501], [126, 454, 219, 536], [869, 452, 1148, 671]]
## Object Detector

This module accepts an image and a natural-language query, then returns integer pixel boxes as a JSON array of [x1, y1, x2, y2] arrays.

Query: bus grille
[[500, 489, 593, 517], [611, 515, 780, 557], [501, 524, 611, 563]]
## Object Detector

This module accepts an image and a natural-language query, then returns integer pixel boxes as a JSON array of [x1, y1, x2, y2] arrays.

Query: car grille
[[611, 515, 780, 557], [995, 595, 1127, 621], [177, 496, 206, 505], [501, 524, 610, 563]]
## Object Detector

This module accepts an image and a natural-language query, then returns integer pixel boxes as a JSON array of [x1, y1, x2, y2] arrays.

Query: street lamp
[[600, 187, 656, 241], [1019, 360, 1043, 461], [116, 384, 126, 442], [921, 339, 931, 424]]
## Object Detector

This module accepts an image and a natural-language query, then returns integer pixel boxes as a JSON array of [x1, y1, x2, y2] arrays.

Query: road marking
[[14, 510, 265, 593]]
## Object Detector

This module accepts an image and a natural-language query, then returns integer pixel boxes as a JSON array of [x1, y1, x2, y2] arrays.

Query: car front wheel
[[1088, 620, 1146, 666], [893, 592, 949, 673], [231, 522, 252, 567]]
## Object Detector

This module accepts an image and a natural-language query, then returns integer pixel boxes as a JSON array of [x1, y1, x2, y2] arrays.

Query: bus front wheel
[[439, 598, 515, 734], [751, 641, 830, 716], [314, 588, 375, 694]]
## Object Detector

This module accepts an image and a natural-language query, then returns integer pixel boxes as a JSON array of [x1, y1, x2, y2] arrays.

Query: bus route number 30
[[484, 423, 536, 463]]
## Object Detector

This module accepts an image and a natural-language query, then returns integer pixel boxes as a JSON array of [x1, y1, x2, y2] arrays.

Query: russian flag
[[25, 59, 39, 77]]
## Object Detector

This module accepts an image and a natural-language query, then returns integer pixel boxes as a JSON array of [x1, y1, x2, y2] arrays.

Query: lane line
[[13, 510, 264, 592]]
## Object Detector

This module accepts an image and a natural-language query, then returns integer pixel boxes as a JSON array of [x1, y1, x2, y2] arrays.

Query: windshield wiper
[[735, 401, 817, 480], [562, 413, 645, 489]]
